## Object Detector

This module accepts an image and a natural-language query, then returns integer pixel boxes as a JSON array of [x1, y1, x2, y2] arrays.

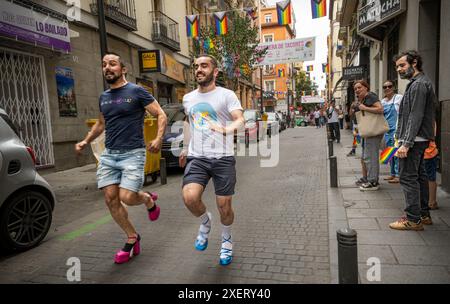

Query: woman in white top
[[381, 80, 403, 183]]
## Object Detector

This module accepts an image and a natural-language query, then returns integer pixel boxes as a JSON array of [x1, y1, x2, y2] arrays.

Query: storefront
[[0, 1, 71, 168], [138, 50, 188, 105]]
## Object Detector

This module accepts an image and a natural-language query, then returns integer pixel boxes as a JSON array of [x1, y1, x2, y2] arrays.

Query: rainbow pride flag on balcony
[[277, 0, 292, 25], [186, 15, 199, 38], [214, 12, 228, 35], [307, 65, 314, 72], [380, 146, 399, 165], [311, 0, 327, 19], [278, 69, 285, 77]]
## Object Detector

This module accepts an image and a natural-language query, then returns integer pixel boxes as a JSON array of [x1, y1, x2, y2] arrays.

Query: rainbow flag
[[307, 65, 314, 72], [380, 147, 399, 165], [278, 69, 285, 77], [311, 0, 327, 19], [322, 63, 330, 73], [277, 0, 292, 25], [186, 15, 199, 38], [214, 12, 228, 36]]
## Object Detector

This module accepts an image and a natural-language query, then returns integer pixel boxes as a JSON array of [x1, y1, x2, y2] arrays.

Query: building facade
[[0, 0, 191, 171], [331, 0, 450, 192], [260, 4, 295, 113]]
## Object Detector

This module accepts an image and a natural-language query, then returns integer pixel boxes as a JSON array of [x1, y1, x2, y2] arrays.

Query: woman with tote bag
[[353, 80, 386, 191]]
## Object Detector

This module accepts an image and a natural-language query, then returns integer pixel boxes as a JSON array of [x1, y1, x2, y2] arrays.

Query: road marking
[[59, 214, 112, 241]]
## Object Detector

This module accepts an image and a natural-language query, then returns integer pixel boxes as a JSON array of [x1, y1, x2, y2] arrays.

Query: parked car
[[241, 109, 263, 143], [0, 108, 56, 252], [266, 112, 281, 136], [295, 115, 309, 127], [161, 104, 186, 168]]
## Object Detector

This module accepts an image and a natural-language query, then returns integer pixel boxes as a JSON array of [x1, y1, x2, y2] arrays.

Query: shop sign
[[358, 0, 407, 33], [0, 1, 71, 52], [162, 53, 185, 84], [343, 65, 367, 80], [139, 50, 161, 73]]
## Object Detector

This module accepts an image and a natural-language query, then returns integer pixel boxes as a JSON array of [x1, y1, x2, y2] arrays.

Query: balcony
[[90, 0, 137, 31], [338, 26, 347, 41], [150, 11, 181, 52]]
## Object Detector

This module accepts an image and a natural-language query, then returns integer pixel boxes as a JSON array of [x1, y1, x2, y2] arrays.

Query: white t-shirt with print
[[183, 87, 243, 159]]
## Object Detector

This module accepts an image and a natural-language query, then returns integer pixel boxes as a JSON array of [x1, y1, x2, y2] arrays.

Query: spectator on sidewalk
[[337, 105, 345, 130], [75, 52, 167, 264], [381, 80, 403, 184], [314, 107, 321, 128], [425, 123, 439, 210], [389, 50, 436, 231], [353, 80, 384, 191], [327, 100, 340, 143]]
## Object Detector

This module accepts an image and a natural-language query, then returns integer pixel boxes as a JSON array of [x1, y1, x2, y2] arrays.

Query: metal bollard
[[337, 228, 358, 284], [328, 139, 334, 157], [330, 156, 338, 188], [160, 158, 167, 185]]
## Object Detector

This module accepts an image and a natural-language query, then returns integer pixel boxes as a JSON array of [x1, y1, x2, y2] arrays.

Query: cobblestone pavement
[[0, 126, 331, 284]]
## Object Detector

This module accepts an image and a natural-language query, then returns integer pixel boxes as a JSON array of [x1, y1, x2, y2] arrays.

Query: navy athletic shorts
[[182, 156, 236, 196]]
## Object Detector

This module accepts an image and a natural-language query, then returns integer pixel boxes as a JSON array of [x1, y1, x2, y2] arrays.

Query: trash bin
[[85, 118, 161, 184], [143, 117, 161, 184]]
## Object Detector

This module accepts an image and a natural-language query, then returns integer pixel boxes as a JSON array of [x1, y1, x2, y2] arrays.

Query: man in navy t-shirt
[[75, 52, 167, 264]]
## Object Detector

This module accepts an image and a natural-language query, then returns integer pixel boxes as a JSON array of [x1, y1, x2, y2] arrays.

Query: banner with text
[[0, 1, 70, 53], [256, 37, 315, 66]]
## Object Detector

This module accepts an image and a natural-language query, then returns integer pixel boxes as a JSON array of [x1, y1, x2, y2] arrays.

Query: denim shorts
[[97, 148, 146, 193], [425, 156, 438, 182]]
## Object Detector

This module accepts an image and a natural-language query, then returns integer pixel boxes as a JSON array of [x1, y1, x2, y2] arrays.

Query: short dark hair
[[196, 54, 219, 69], [103, 51, 125, 68], [393, 50, 423, 72]]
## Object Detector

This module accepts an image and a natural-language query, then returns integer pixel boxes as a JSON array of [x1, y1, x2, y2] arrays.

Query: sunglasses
[[383, 85, 393, 89]]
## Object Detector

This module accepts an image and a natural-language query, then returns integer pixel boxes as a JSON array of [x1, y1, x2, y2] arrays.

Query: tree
[[294, 71, 319, 112], [192, 5, 267, 91]]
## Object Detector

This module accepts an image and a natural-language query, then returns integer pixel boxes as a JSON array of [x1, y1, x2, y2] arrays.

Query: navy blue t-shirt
[[99, 83, 154, 150]]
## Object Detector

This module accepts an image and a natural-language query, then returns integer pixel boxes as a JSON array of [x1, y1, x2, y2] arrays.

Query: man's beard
[[196, 72, 214, 87], [399, 66, 415, 80], [105, 72, 122, 84]]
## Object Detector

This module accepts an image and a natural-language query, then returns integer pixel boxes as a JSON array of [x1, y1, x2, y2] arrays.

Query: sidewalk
[[329, 129, 450, 283]]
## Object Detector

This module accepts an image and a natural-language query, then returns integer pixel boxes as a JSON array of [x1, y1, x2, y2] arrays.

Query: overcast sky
[[266, 0, 330, 91]]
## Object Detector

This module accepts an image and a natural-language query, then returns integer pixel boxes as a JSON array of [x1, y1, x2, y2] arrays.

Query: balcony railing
[[90, 0, 137, 31], [150, 11, 181, 52]]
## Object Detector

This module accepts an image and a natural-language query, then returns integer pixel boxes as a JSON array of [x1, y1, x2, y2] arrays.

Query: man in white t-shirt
[[327, 100, 340, 143], [179, 54, 244, 266]]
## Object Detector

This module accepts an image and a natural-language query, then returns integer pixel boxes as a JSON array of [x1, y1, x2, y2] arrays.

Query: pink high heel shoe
[[114, 234, 141, 264], [145, 192, 160, 221]]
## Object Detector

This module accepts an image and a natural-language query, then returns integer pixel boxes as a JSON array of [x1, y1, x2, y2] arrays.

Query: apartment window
[[265, 14, 272, 23], [264, 35, 274, 43], [265, 80, 275, 92], [264, 64, 275, 75]]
